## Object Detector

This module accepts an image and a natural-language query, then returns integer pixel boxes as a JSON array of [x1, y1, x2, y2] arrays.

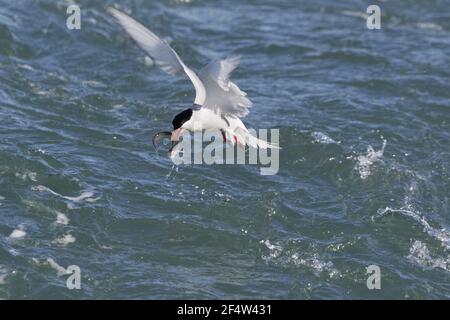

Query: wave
[[376, 206, 450, 251], [0, 23, 32, 58], [32, 185, 100, 203]]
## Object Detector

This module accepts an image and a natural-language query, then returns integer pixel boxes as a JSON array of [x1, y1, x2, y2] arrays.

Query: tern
[[108, 7, 279, 154]]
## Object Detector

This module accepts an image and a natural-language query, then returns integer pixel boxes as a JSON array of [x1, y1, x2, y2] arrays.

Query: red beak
[[171, 128, 184, 141]]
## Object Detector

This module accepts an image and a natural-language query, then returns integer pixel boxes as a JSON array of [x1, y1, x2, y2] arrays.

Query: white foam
[[82, 80, 107, 89], [55, 212, 69, 225], [260, 240, 283, 259], [311, 131, 336, 145], [32, 185, 100, 204], [8, 248, 19, 256], [341, 10, 369, 20], [53, 234, 76, 246], [407, 240, 449, 272], [9, 227, 26, 239], [143, 56, 154, 67], [64, 191, 97, 202], [18, 64, 34, 71], [46, 258, 68, 277], [290, 253, 339, 278], [356, 139, 386, 179], [15, 171, 37, 182], [0, 266, 8, 285], [417, 22, 443, 31], [111, 104, 124, 111]]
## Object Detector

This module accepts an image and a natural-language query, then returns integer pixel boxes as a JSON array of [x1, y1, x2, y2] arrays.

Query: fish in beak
[[152, 131, 172, 149], [152, 128, 185, 155]]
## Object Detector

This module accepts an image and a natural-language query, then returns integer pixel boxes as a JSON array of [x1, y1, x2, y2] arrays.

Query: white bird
[[108, 7, 279, 154]]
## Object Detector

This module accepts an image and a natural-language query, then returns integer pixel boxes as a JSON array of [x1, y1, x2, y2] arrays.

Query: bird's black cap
[[172, 108, 193, 130]]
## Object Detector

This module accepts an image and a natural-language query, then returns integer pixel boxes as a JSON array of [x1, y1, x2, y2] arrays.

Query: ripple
[[32, 185, 100, 204]]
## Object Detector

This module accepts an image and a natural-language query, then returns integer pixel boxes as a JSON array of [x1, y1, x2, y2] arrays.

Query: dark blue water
[[0, 0, 449, 299]]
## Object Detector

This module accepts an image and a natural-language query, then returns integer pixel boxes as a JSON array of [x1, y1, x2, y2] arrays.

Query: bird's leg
[[233, 135, 245, 149], [221, 129, 227, 142], [221, 130, 234, 146]]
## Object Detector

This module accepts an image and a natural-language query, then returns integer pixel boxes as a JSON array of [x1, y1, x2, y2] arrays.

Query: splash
[[408, 240, 449, 272], [289, 253, 339, 278], [260, 240, 339, 278], [356, 139, 386, 179], [311, 131, 336, 145], [166, 164, 179, 179], [55, 212, 69, 225], [260, 240, 283, 260], [9, 225, 26, 239], [52, 234, 76, 246]]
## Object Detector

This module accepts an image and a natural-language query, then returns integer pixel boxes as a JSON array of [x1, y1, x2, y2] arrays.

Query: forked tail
[[225, 128, 280, 149]]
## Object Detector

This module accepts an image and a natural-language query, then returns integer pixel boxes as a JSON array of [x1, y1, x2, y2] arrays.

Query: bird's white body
[[182, 108, 249, 146], [108, 7, 279, 150], [184, 108, 229, 131]]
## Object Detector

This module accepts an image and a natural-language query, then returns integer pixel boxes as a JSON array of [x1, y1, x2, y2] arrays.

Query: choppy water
[[1, 0, 449, 299]]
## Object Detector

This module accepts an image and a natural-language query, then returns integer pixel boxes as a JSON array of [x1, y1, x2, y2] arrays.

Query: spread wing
[[199, 56, 252, 118], [108, 7, 206, 105]]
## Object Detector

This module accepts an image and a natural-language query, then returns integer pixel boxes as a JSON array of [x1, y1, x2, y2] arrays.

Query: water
[[0, 0, 449, 299]]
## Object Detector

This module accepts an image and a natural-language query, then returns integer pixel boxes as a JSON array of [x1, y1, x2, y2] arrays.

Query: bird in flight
[[108, 7, 279, 155]]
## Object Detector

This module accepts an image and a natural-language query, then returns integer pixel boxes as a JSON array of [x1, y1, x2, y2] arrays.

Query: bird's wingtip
[[106, 6, 124, 18]]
